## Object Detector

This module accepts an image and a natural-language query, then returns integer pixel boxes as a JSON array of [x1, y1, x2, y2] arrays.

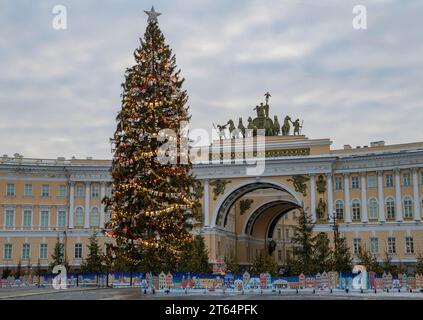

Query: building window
[[334, 176, 343, 191], [387, 237, 396, 254], [367, 175, 376, 188], [24, 184, 33, 197], [90, 207, 100, 227], [6, 183, 15, 196], [22, 244, 30, 259], [277, 226, 281, 241], [370, 237, 379, 254], [285, 227, 290, 242], [403, 173, 411, 187], [368, 198, 378, 219], [385, 174, 394, 188], [351, 176, 359, 189], [405, 237, 414, 254], [58, 185, 67, 197], [352, 199, 361, 221], [4, 244, 12, 260], [386, 198, 395, 219], [40, 244, 48, 259], [76, 185, 84, 198], [278, 250, 282, 261], [91, 185, 100, 198], [335, 200, 344, 220], [58, 209, 66, 228], [23, 209, 32, 228], [353, 238, 361, 255], [403, 196, 413, 219], [74, 243, 83, 259], [75, 207, 84, 227], [41, 184, 50, 197], [5, 209, 14, 228], [40, 210, 49, 229]]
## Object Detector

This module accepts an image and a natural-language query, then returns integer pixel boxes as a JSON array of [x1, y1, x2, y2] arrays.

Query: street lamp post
[[330, 210, 337, 253]]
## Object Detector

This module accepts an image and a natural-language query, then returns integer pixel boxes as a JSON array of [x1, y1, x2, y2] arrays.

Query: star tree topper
[[144, 6, 161, 23]]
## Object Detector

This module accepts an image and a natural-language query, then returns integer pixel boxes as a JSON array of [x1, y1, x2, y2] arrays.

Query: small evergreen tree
[[2, 267, 12, 279], [16, 260, 22, 278], [35, 260, 45, 276], [178, 235, 211, 273], [225, 253, 239, 275], [313, 232, 332, 273], [291, 206, 315, 274], [331, 219, 352, 272], [357, 247, 383, 274], [381, 251, 398, 274], [49, 238, 69, 271], [416, 253, 423, 275], [250, 251, 277, 276], [81, 232, 104, 274]]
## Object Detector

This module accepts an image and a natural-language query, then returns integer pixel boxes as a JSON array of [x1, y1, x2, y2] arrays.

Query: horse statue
[[227, 119, 237, 139], [281, 116, 291, 136], [247, 117, 257, 137], [214, 123, 228, 140], [273, 116, 280, 136], [238, 117, 246, 138]]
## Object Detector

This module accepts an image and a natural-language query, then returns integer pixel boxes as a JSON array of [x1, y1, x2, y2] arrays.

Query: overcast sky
[[1, 0, 422, 159]]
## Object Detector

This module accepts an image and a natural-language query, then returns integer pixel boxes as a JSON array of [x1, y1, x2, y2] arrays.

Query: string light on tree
[[103, 7, 201, 271]]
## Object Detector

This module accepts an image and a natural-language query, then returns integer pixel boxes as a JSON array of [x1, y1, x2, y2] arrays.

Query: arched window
[[403, 196, 413, 219], [75, 207, 84, 227], [335, 200, 344, 220], [90, 207, 100, 227], [368, 198, 378, 219], [352, 199, 361, 221], [386, 197, 395, 219]]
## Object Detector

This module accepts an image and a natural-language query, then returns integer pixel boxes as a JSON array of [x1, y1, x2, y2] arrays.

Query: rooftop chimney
[[343, 145, 352, 150]]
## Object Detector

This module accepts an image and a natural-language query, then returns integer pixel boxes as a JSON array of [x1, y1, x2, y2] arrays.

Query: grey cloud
[[0, 0, 422, 159]]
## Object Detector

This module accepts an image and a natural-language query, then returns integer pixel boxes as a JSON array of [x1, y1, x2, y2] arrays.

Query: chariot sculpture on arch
[[215, 92, 304, 138]]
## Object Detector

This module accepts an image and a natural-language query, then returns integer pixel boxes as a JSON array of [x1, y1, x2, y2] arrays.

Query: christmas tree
[[104, 7, 201, 271], [81, 232, 104, 274], [49, 238, 68, 271], [331, 218, 352, 272], [291, 207, 315, 274], [178, 235, 211, 273]]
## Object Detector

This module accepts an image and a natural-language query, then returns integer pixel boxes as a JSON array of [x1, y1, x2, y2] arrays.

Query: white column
[[100, 182, 106, 228], [310, 174, 316, 223], [204, 179, 210, 227], [84, 182, 91, 228], [412, 168, 421, 221], [327, 173, 334, 223], [377, 171, 385, 222], [361, 173, 368, 223], [69, 181, 74, 229], [394, 170, 403, 222], [344, 173, 351, 223]]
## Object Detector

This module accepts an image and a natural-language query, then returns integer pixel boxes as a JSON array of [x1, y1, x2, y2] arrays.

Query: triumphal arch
[[191, 93, 423, 269], [192, 94, 336, 267]]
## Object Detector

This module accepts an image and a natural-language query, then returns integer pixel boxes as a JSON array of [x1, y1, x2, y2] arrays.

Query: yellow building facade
[[0, 156, 113, 270], [1, 134, 423, 272]]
